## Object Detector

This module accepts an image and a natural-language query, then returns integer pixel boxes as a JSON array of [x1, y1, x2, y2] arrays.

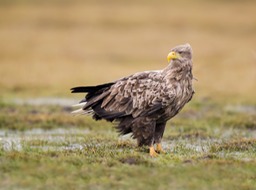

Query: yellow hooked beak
[[167, 51, 181, 62]]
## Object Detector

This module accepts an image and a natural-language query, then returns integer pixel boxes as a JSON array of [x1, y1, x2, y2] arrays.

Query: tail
[[70, 82, 115, 115], [71, 81, 133, 136], [71, 82, 115, 93]]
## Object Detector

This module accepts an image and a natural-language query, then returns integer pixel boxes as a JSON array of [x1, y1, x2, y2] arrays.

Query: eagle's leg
[[138, 139, 159, 157], [149, 146, 158, 157], [156, 143, 165, 154], [154, 122, 166, 154], [133, 118, 158, 157]]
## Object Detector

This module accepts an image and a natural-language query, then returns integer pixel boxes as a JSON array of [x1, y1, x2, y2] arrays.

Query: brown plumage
[[71, 43, 195, 156]]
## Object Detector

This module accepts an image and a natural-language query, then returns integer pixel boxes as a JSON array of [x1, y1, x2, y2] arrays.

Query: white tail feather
[[71, 108, 93, 115], [72, 102, 87, 107], [71, 108, 84, 114]]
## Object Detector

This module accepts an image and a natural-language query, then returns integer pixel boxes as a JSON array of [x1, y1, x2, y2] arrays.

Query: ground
[[0, 99, 255, 190], [0, 0, 256, 189]]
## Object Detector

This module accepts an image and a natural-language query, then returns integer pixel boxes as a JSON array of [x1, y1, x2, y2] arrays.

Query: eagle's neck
[[163, 59, 194, 102], [162, 59, 193, 82]]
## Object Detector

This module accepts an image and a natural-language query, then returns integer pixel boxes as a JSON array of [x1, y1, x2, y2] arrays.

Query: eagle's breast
[[161, 61, 194, 120]]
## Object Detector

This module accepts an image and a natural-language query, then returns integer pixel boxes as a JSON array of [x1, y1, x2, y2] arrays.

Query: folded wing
[[71, 70, 175, 121]]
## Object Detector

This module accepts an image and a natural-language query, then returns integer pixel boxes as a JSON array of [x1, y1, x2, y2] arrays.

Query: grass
[[0, 99, 256, 190], [0, 0, 256, 189]]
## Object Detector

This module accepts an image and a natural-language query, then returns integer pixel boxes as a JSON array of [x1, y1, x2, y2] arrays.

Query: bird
[[71, 43, 195, 157]]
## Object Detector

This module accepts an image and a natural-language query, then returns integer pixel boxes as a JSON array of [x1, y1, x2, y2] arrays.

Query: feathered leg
[[132, 117, 158, 157], [154, 122, 166, 154]]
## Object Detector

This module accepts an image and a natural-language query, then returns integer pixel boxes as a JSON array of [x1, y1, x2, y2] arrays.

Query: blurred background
[[1, 0, 256, 102]]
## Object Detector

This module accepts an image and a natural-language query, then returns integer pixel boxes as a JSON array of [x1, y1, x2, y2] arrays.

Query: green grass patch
[[0, 99, 256, 189]]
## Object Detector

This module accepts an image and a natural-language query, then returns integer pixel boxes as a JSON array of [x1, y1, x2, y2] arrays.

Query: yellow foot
[[149, 146, 158, 157], [156, 143, 166, 154]]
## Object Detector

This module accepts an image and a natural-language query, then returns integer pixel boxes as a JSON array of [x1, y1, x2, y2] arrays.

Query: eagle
[[71, 43, 195, 157]]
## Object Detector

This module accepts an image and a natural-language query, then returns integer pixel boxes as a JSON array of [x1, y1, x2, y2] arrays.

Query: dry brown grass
[[0, 0, 256, 101]]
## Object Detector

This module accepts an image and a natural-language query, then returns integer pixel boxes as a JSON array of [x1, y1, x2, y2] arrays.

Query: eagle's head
[[167, 43, 192, 63]]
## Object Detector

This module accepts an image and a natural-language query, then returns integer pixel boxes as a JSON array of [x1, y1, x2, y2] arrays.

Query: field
[[0, 0, 256, 189]]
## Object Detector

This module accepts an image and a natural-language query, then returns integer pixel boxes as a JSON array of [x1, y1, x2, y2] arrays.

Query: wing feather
[[101, 70, 175, 118]]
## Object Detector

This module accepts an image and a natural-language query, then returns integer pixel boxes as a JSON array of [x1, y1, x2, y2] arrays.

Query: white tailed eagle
[[71, 43, 195, 157]]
